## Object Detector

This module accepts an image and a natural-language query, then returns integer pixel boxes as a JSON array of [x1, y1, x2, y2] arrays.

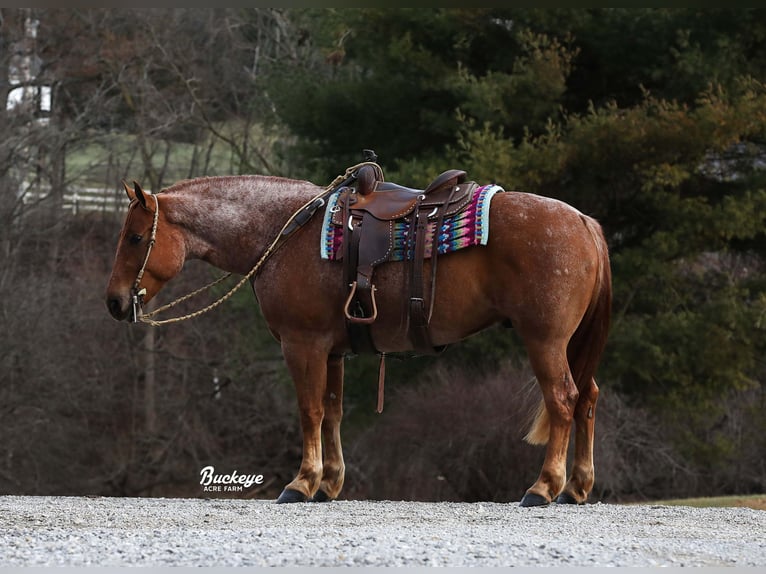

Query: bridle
[[128, 190, 235, 325], [130, 193, 159, 323]]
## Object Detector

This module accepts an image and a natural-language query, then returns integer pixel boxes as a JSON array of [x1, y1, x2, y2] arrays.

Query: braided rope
[[138, 162, 380, 326], [132, 194, 160, 293]]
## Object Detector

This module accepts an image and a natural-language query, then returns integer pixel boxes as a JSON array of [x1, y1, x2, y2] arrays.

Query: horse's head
[[105, 181, 187, 321]]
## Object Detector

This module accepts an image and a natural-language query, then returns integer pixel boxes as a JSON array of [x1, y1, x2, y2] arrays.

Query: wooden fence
[[20, 185, 128, 215]]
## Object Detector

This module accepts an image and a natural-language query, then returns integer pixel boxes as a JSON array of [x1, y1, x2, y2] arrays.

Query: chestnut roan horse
[[106, 172, 611, 507]]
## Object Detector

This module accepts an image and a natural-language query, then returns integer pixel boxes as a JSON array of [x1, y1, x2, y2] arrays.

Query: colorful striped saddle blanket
[[320, 183, 504, 261]]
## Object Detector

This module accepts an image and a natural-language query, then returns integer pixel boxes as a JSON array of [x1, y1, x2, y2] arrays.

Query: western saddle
[[331, 154, 478, 365]]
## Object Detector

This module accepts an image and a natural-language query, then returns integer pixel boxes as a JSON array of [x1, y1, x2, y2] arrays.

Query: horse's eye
[[129, 234, 143, 245]]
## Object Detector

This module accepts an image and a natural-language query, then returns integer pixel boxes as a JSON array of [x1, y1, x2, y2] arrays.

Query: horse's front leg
[[276, 337, 329, 503], [310, 353, 345, 502]]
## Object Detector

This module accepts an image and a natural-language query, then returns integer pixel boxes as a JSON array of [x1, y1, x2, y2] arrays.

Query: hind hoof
[[555, 492, 581, 505], [309, 489, 332, 503], [520, 492, 550, 507], [276, 488, 307, 504]]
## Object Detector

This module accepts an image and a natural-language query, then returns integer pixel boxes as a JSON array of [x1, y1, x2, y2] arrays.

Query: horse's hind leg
[[520, 339, 578, 507], [311, 354, 345, 502], [557, 377, 599, 504]]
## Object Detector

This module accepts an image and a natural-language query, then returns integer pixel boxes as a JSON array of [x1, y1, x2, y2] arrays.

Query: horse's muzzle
[[106, 295, 130, 321]]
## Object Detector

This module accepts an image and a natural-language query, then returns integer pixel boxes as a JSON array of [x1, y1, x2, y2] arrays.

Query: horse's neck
[[165, 176, 319, 274]]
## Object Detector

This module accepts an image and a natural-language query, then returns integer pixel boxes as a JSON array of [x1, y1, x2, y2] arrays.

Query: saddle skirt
[[320, 183, 504, 261]]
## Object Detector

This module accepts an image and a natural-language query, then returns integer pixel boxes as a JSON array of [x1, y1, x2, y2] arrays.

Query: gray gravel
[[0, 495, 764, 567]]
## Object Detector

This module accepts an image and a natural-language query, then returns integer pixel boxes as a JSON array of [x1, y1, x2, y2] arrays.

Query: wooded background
[[1, 8, 764, 502]]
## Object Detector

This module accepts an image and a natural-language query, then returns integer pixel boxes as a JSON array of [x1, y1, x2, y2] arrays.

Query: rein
[[132, 162, 381, 326]]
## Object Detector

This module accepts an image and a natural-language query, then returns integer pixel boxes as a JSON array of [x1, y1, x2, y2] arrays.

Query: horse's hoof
[[276, 488, 307, 504], [519, 492, 550, 507], [309, 489, 333, 503], [555, 491, 581, 505]]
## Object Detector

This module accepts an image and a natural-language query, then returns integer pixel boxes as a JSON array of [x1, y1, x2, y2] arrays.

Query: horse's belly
[[367, 248, 499, 353]]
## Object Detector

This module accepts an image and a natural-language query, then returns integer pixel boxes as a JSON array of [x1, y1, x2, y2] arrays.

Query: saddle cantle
[[334, 161, 479, 361]]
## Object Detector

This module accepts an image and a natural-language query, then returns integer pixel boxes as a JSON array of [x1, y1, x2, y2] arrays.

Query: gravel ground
[[0, 495, 764, 567]]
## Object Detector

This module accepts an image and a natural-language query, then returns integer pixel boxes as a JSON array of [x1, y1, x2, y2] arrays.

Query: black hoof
[[309, 489, 332, 503], [555, 491, 581, 505], [276, 488, 307, 504], [519, 492, 550, 507]]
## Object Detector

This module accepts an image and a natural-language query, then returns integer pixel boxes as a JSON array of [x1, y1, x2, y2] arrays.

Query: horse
[[105, 173, 611, 507]]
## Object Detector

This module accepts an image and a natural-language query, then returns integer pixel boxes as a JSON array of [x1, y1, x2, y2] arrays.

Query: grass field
[[638, 494, 766, 510], [63, 122, 287, 190]]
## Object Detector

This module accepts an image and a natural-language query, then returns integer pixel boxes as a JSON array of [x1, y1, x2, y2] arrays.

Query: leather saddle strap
[[342, 193, 379, 355], [342, 191, 356, 288], [408, 198, 435, 354], [408, 185, 459, 354], [425, 183, 459, 318]]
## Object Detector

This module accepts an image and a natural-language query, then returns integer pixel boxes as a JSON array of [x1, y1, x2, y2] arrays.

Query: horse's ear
[[132, 180, 151, 210], [122, 180, 135, 202]]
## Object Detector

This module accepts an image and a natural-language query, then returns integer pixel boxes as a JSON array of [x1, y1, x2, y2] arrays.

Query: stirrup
[[343, 281, 378, 324]]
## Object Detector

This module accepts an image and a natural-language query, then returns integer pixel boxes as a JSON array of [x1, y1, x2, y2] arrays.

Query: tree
[[268, 8, 766, 495], [0, 8, 303, 497], [2, 8, 764, 500]]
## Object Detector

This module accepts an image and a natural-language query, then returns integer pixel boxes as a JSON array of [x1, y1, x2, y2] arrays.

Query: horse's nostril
[[107, 298, 124, 319]]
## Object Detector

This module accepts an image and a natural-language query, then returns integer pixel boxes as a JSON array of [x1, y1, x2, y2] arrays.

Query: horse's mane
[[160, 174, 314, 199], [157, 174, 321, 237]]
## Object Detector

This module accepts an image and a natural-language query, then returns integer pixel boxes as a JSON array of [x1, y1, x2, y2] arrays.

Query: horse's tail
[[525, 214, 612, 445]]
